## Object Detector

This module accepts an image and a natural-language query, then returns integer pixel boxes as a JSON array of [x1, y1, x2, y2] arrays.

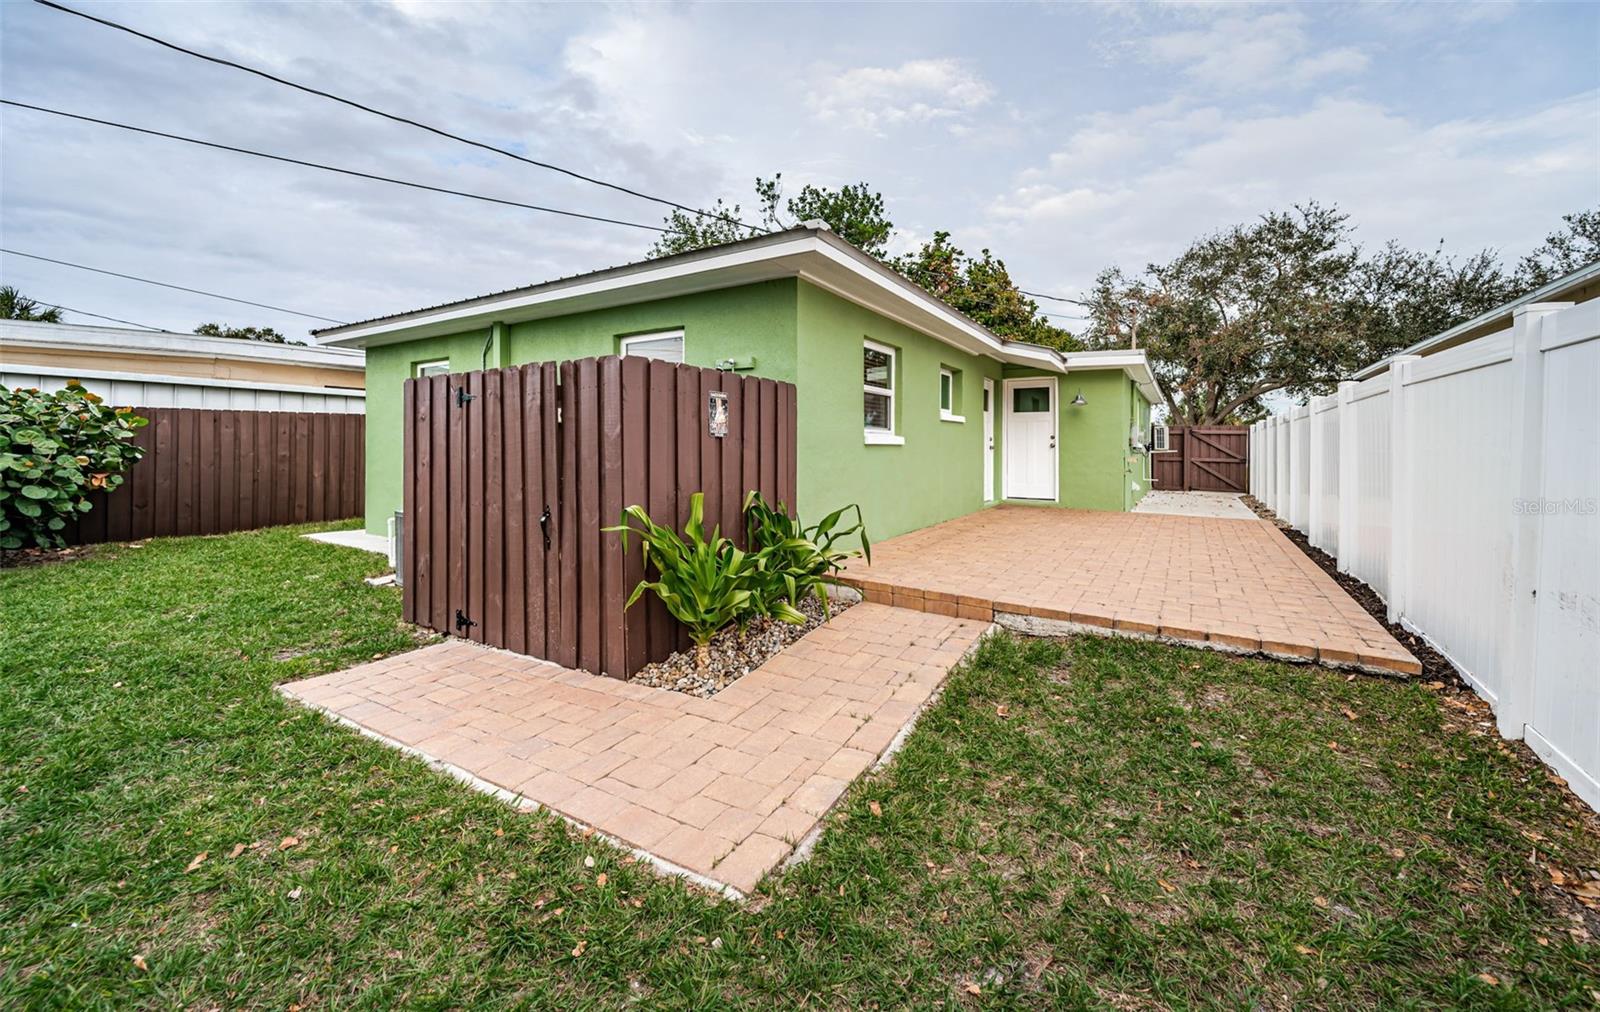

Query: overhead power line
[[1, 248, 345, 323], [29, 300, 169, 331], [2, 100, 673, 234], [1021, 289, 1093, 308], [32, 0, 764, 236]]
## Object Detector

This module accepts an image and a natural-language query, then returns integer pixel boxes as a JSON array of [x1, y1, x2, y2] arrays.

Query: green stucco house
[[313, 224, 1162, 542]]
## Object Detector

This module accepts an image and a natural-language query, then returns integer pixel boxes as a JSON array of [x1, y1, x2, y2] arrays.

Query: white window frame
[[863, 339, 903, 445], [939, 367, 965, 423], [413, 359, 450, 378], [619, 328, 685, 362]]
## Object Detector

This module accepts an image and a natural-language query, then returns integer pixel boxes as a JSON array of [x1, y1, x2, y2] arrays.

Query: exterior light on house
[[1071, 390, 1087, 406]]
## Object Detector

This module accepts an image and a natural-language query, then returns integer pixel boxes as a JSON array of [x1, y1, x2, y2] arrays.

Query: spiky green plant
[[743, 491, 871, 619], [607, 492, 758, 669]]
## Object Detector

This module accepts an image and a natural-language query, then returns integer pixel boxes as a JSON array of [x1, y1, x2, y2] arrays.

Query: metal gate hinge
[[454, 609, 477, 632], [538, 506, 552, 551], [455, 387, 475, 407]]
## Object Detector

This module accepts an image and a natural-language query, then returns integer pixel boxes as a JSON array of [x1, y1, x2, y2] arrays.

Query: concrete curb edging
[[991, 612, 1410, 679]]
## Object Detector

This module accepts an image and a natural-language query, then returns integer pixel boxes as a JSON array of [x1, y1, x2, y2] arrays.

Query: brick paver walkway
[[841, 506, 1418, 675], [282, 604, 986, 896]]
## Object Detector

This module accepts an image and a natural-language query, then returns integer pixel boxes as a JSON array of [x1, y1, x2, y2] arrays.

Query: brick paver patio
[[841, 505, 1419, 675], [282, 603, 987, 897]]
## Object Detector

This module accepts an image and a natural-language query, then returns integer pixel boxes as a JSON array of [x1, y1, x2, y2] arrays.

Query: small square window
[[414, 359, 449, 378], [620, 330, 684, 362], [939, 368, 964, 422], [1013, 387, 1051, 413]]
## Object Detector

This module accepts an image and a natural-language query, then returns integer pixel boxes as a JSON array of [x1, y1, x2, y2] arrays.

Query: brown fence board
[[61, 408, 364, 546], [483, 369, 505, 647]]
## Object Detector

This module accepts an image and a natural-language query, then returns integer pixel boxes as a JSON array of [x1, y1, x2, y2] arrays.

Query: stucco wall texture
[[360, 278, 1150, 540]]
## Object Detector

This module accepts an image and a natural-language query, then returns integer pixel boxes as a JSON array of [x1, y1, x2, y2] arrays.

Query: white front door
[[982, 378, 996, 501], [1003, 378, 1057, 500]]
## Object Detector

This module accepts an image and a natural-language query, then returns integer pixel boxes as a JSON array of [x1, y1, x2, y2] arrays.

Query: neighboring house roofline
[[10, 363, 366, 399], [1, 318, 365, 371], [311, 224, 1163, 404], [1352, 258, 1600, 379]]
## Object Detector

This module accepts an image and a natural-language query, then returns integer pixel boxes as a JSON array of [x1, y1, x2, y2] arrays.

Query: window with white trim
[[939, 367, 964, 422], [414, 359, 449, 378], [619, 329, 685, 363], [862, 340, 899, 441]]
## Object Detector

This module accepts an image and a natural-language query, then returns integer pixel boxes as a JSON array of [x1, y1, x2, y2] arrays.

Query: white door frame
[[1002, 376, 1058, 501], [982, 377, 996, 502]]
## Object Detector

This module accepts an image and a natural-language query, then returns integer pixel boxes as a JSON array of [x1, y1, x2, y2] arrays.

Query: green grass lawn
[[3, 525, 1597, 1009]]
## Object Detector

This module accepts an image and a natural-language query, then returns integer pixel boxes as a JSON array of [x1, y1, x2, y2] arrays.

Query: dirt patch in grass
[[0, 542, 113, 569], [630, 593, 855, 697]]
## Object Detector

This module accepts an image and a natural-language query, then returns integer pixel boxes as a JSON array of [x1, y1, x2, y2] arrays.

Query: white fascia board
[[317, 235, 821, 349], [1, 320, 363, 369], [12, 364, 366, 397]]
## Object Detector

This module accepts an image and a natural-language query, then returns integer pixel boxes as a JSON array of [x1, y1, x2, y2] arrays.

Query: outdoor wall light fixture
[[1071, 390, 1087, 406]]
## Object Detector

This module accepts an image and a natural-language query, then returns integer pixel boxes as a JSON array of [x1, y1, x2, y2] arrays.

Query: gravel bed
[[630, 591, 856, 698]]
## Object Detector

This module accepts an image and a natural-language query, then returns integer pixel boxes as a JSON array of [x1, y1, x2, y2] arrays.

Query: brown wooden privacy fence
[[400, 356, 797, 680], [65, 407, 365, 545], [1151, 425, 1250, 492]]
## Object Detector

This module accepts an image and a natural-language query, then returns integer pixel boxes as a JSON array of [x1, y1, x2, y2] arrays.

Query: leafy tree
[[1080, 203, 1513, 424], [649, 174, 893, 259], [1515, 209, 1600, 290], [0, 286, 63, 323], [0, 381, 147, 550], [194, 322, 291, 344], [649, 176, 1072, 347], [893, 232, 1079, 350]]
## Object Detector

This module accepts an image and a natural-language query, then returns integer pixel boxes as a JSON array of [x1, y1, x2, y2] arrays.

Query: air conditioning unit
[[1149, 423, 1170, 452]]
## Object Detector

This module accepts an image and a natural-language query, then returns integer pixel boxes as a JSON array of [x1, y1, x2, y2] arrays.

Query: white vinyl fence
[[1251, 300, 1600, 811]]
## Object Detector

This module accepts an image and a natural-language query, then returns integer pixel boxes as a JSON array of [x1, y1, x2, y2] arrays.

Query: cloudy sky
[[2, 1, 1596, 341]]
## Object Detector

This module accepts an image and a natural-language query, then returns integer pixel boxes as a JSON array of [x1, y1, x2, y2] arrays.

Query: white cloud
[[986, 91, 1599, 298], [1144, 11, 1369, 91], [809, 58, 994, 133]]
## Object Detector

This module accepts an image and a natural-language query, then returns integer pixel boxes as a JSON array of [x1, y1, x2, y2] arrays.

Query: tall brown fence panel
[[1151, 425, 1249, 492], [402, 355, 797, 680], [63, 407, 364, 545]]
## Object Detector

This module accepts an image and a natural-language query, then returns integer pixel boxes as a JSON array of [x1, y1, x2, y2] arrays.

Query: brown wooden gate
[[401, 356, 797, 679], [1151, 425, 1249, 492]]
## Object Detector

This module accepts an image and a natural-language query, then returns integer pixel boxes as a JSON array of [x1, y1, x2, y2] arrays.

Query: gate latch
[[454, 609, 477, 633], [455, 386, 475, 407], [538, 506, 552, 550]]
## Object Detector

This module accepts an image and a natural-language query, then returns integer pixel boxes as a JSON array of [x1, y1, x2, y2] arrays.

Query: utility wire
[[1, 248, 345, 323], [1022, 289, 1094, 308], [2, 100, 673, 234], [29, 300, 169, 331], [32, 0, 765, 236]]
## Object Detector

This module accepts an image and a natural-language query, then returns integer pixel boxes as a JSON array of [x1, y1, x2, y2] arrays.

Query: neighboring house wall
[[796, 281, 1002, 539], [1, 367, 365, 413]]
